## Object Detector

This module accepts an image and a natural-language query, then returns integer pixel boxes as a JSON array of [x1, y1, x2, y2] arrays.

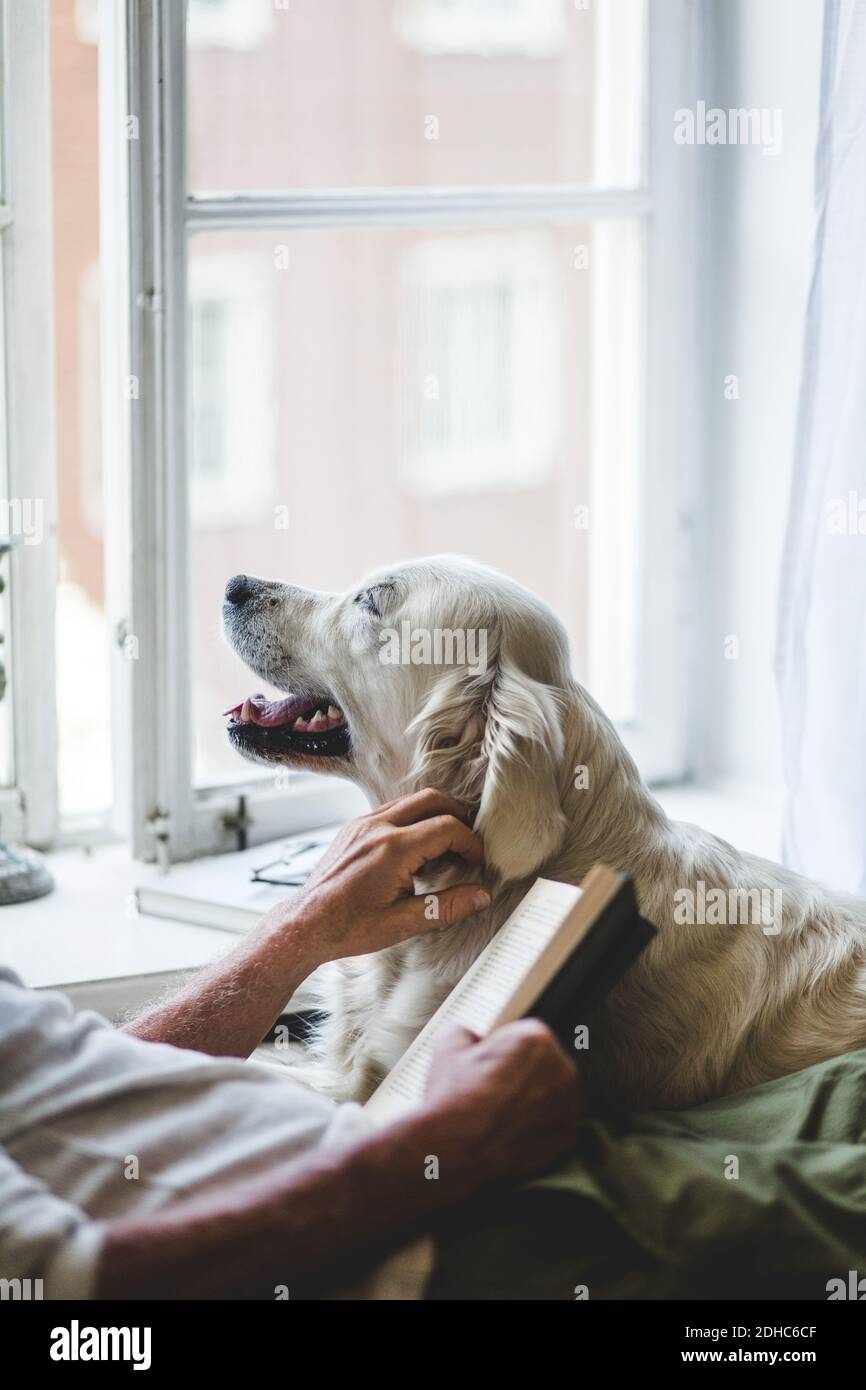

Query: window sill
[[3, 780, 785, 1004], [2, 845, 236, 1001], [654, 779, 783, 862]]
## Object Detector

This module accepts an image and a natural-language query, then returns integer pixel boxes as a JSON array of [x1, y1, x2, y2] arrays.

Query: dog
[[222, 555, 866, 1111]]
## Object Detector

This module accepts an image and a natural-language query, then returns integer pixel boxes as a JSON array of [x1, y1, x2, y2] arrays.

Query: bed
[[422, 1046, 866, 1300]]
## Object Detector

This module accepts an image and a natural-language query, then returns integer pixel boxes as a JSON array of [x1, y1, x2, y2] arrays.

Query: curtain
[[776, 0, 866, 893]]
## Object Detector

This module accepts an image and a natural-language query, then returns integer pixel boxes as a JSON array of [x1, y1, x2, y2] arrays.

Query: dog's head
[[222, 555, 572, 882]]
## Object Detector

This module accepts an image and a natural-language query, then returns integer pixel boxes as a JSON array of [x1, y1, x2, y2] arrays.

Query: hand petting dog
[[290, 788, 492, 961], [126, 789, 491, 1060]]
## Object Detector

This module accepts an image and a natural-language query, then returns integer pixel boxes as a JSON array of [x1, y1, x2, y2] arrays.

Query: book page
[[366, 878, 581, 1121]]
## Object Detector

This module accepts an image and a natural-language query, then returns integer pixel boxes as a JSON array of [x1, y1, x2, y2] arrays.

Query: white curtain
[[777, 0, 866, 893]]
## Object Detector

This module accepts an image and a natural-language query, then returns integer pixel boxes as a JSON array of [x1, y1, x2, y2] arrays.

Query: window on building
[[17, 0, 697, 860]]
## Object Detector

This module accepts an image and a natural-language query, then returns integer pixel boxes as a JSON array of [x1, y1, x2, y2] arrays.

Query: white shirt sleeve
[[0, 962, 366, 1300], [0, 1142, 104, 1298]]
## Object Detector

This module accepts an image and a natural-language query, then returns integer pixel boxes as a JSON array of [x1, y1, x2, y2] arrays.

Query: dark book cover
[[525, 875, 656, 1054]]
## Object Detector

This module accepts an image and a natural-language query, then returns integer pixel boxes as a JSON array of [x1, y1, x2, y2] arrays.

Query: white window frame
[[101, 0, 700, 863], [0, 0, 58, 847]]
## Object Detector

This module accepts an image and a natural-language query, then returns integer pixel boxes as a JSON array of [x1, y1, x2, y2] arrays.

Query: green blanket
[[427, 1048, 866, 1300]]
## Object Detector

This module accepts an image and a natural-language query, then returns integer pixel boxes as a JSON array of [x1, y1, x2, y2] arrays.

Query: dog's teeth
[[308, 710, 327, 730], [292, 716, 309, 731], [240, 697, 253, 723], [327, 705, 342, 721]]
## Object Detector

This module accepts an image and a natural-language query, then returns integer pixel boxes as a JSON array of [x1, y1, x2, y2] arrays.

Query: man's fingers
[[429, 1020, 480, 1064], [405, 882, 491, 933], [401, 814, 484, 868], [375, 788, 472, 829]]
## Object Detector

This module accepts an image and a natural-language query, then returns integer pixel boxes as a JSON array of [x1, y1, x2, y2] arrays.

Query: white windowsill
[[1, 781, 784, 1005], [2, 846, 237, 997], [655, 779, 783, 863]]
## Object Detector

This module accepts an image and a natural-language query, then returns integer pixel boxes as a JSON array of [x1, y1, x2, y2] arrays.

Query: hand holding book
[[420, 1017, 584, 1183], [367, 866, 656, 1121]]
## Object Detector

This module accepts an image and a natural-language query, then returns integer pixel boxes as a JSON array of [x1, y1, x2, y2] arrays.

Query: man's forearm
[[124, 903, 322, 1058], [122, 793, 487, 1059], [95, 1102, 490, 1300]]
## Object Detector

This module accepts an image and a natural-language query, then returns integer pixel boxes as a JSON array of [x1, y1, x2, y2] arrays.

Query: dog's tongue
[[222, 693, 309, 727]]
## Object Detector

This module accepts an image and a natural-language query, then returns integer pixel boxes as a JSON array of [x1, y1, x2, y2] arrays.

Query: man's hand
[[423, 1019, 581, 1186], [100, 1017, 582, 1300], [285, 788, 491, 962], [126, 790, 489, 1058]]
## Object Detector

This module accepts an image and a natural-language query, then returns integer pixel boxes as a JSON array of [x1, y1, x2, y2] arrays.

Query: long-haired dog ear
[[405, 665, 488, 804], [474, 657, 567, 882], [406, 657, 567, 884]]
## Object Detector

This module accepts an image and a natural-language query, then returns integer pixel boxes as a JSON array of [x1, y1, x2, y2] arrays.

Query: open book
[[366, 865, 656, 1122]]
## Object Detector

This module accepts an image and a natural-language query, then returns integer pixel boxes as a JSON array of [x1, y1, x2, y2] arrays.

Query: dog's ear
[[406, 657, 567, 884], [474, 657, 568, 883]]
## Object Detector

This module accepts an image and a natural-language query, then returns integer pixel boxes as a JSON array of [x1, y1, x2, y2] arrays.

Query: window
[[73, 0, 695, 861], [185, 0, 273, 52], [54, 0, 112, 825], [399, 234, 561, 498], [76, 0, 270, 51], [189, 253, 275, 529], [185, 0, 644, 191], [393, 0, 568, 58], [0, 0, 58, 845]]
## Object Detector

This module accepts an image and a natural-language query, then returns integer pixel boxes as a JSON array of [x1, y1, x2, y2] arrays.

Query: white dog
[[223, 556, 866, 1111]]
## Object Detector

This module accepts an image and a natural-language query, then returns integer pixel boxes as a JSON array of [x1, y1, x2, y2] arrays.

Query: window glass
[[187, 0, 645, 192], [52, 0, 111, 817], [189, 220, 642, 784]]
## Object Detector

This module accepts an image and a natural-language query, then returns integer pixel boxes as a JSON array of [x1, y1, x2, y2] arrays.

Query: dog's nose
[[225, 574, 252, 606]]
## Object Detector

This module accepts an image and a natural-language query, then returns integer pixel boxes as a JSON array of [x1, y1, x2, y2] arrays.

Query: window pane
[[0, 3, 11, 784], [0, 242, 12, 786], [187, 0, 645, 192], [0, 0, 6, 202], [190, 220, 642, 785], [51, 0, 112, 817]]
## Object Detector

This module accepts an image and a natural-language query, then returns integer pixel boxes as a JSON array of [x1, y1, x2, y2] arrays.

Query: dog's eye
[[354, 589, 380, 618], [354, 583, 392, 619]]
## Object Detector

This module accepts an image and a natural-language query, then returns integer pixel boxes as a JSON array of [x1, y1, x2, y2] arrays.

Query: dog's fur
[[224, 555, 866, 1110]]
